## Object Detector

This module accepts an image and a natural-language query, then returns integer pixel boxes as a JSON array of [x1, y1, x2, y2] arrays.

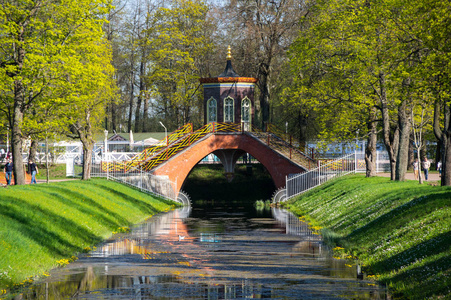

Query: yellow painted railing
[[102, 122, 318, 173], [126, 123, 193, 169], [266, 123, 318, 159]]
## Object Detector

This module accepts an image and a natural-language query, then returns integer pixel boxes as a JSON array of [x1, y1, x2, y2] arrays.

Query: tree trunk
[[432, 94, 450, 186], [12, 105, 25, 185], [365, 107, 378, 177], [395, 100, 411, 181], [46, 136, 49, 184], [134, 91, 142, 132], [143, 91, 150, 132], [442, 132, 451, 186], [128, 71, 135, 132], [74, 118, 95, 180], [259, 62, 270, 130], [435, 142, 441, 165], [82, 146, 93, 180], [298, 110, 307, 148], [29, 139, 38, 163], [134, 58, 146, 132], [111, 102, 117, 132], [11, 25, 27, 185], [379, 71, 399, 180], [408, 134, 414, 169]]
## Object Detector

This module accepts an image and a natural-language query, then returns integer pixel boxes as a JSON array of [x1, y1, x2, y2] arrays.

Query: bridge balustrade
[[285, 152, 357, 201]]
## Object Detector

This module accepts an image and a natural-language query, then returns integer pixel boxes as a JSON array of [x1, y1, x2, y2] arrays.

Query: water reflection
[[18, 207, 387, 299]]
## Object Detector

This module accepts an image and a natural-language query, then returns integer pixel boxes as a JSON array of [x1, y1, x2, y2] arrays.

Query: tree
[[62, 32, 116, 180], [286, 0, 435, 180], [285, 0, 380, 176], [0, 0, 114, 184], [225, 0, 306, 129], [143, 0, 213, 129], [413, 0, 451, 185]]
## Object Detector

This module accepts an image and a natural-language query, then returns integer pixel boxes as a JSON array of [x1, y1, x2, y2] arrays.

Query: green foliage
[[286, 174, 450, 298], [285, 0, 378, 143], [0, 0, 116, 183], [0, 179, 176, 290], [0, 0, 115, 131], [143, 0, 213, 127], [285, 0, 451, 180]]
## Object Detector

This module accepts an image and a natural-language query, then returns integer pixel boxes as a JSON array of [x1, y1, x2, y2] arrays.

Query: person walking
[[412, 158, 419, 180], [437, 160, 442, 177], [4, 158, 13, 185], [28, 160, 38, 184], [422, 157, 431, 181]]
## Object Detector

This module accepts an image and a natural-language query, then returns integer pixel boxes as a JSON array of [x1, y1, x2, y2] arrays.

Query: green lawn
[[0, 179, 177, 293], [284, 174, 450, 299]]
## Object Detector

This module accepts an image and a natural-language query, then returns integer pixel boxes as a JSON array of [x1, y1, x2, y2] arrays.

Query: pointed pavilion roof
[[218, 46, 240, 77], [199, 46, 258, 84]]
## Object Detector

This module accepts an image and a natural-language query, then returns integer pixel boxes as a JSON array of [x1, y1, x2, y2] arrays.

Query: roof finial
[[226, 45, 232, 60]]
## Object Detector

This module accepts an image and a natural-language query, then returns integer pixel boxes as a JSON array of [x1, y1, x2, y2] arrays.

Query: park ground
[[283, 174, 450, 299], [0, 179, 178, 297], [0, 164, 449, 299]]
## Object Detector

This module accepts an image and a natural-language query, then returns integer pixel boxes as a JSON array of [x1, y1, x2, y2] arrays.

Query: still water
[[20, 205, 387, 299]]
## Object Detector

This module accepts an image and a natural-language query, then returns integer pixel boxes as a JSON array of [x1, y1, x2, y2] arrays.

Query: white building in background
[[0, 132, 166, 165]]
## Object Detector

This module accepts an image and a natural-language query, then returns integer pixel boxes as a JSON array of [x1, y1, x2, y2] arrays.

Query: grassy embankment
[[283, 174, 450, 299], [0, 179, 177, 293]]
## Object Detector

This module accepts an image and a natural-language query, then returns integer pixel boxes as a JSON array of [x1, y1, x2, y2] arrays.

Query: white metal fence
[[283, 151, 391, 202], [62, 148, 391, 205], [92, 161, 181, 203], [65, 158, 183, 204], [285, 153, 357, 201]]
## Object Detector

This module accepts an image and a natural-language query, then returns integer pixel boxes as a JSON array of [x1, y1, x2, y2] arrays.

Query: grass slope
[[284, 174, 450, 299], [0, 179, 176, 292]]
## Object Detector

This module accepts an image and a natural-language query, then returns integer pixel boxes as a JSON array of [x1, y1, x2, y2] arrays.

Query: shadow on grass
[[37, 185, 130, 227], [382, 254, 451, 299], [91, 180, 178, 207], [371, 231, 451, 274], [87, 182, 161, 215], [347, 191, 449, 243], [0, 198, 102, 257]]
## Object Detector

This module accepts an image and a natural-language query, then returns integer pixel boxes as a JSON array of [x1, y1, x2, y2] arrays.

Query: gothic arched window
[[224, 97, 234, 122], [241, 97, 251, 131], [207, 97, 217, 123]]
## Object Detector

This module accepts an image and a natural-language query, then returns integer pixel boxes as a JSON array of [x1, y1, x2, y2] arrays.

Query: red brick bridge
[[105, 122, 316, 202], [146, 123, 315, 197]]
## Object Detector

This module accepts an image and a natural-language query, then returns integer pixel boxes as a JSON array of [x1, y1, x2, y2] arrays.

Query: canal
[[19, 202, 388, 299]]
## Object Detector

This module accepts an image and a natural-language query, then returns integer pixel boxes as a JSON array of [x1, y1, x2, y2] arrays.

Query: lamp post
[[104, 129, 108, 161], [285, 121, 288, 142], [159, 122, 168, 146]]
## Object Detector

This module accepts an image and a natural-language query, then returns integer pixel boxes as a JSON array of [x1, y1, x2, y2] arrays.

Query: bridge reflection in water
[[19, 208, 387, 299]]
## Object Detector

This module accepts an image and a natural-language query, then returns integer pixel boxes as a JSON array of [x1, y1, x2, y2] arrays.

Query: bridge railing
[[99, 122, 317, 175], [285, 152, 356, 200], [247, 124, 316, 170], [91, 161, 179, 202], [125, 123, 193, 170], [266, 123, 318, 160]]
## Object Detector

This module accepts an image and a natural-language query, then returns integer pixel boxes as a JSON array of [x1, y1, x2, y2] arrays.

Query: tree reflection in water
[[19, 207, 387, 299]]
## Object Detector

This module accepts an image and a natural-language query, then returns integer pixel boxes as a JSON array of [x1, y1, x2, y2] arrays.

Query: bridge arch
[[152, 133, 306, 197]]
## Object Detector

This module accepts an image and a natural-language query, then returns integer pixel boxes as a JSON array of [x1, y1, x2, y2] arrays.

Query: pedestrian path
[[0, 172, 32, 185], [377, 172, 441, 182]]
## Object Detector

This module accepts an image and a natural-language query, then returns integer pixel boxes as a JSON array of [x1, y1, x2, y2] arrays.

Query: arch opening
[[181, 154, 277, 211], [153, 134, 305, 205]]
